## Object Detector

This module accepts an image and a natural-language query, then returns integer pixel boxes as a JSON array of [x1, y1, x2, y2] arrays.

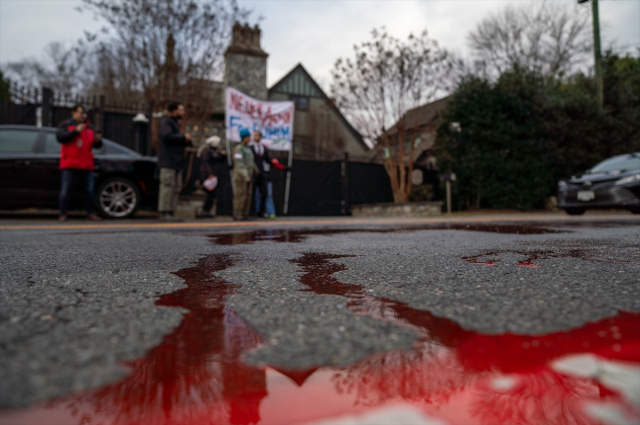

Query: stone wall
[[352, 202, 443, 217]]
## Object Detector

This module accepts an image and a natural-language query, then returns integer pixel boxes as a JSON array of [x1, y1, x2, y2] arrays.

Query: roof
[[269, 64, 368, 150], [387, 96, 450, 136], [383, 96, 450, 163]]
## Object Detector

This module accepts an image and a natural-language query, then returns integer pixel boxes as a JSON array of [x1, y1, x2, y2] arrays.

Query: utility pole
[[579, 0, 603, 111]]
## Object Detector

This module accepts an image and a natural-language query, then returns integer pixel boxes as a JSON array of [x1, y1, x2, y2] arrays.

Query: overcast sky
[[1, 0, 638, 90]]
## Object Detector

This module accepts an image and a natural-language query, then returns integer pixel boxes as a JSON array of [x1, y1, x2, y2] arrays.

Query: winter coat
[[56, 118, 102, 170], [200, 146, 227, 181], [232, 144, 259, 183], [157, 116, 190, 169]]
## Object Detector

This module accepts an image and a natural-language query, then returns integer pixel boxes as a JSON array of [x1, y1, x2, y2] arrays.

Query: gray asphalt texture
[[1, 218, 639, 410]]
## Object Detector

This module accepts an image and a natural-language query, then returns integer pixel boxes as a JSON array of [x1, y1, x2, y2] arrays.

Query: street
[[0, 213, 639, 425]]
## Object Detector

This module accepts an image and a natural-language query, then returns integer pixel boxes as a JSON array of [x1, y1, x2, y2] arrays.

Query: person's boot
[[160, 211, 183, 222], [59, 215, 67, 222], [196, 207, 213, 219], [87, 213, 103, 221]]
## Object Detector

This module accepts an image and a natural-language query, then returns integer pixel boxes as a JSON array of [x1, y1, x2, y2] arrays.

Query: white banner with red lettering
[[225, 87, 294, 151]]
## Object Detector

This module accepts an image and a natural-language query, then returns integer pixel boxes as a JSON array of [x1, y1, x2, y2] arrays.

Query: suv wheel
[[564, 207, 586, 216], [629, 207, 640, 215], [96, 177, 141, 219]]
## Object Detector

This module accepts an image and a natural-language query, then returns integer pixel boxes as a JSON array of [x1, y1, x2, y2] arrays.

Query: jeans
[[254, 181, 276, 217], [59, 169, 95, 216], [158, 168, 182, 213]]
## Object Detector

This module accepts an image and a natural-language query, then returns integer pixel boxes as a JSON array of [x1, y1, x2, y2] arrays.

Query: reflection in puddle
[[208, 223, 565, 245], [463, 249, 639, 268], [1, 253, 639, 425]]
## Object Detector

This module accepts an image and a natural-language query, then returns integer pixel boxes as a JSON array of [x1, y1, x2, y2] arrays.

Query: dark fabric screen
[[184, 157, 394, 216]]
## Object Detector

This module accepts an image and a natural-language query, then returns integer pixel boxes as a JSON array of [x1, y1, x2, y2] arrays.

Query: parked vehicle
[[557, 153, 640, 215], [0, 125, 158, 218]]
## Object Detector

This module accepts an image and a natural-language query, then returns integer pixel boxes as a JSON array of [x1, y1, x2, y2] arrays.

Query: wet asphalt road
[[1, 214, 639, 410]]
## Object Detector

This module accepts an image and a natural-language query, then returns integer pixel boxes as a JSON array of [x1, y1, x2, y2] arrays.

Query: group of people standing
[[52, 101, 286, 222], [195, 128, 286, 221], [157, 102, 286, 221]]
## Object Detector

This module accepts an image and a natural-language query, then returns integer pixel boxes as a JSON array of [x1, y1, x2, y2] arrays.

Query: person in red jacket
[[56, 105, 103, 222]]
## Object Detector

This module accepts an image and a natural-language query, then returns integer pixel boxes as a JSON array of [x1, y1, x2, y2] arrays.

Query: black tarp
[[182, 157, 394, 216]]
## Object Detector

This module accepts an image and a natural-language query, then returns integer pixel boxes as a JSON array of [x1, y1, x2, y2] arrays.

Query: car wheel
[[96, 177, 141, 219], [564, 207, 586, 216], [629, 207, 640, 214]]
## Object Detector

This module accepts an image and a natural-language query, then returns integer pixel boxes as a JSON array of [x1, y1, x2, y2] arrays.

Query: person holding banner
[[232, 129, 259, 220], [249, 131, 273, 219], [225, 87, 295, 216]]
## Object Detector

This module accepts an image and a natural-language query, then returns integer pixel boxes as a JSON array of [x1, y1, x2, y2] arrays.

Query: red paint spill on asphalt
[[464, 249, 638, 268], [517, 260, 541, 268], [207, 223, 565, 245], [1, 253, 639, 425], [462, 252, 499, 266]]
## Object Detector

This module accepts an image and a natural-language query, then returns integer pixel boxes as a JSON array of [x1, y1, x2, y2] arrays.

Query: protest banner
[[225, 87, 296, 214], [225, 87, 294, 151]]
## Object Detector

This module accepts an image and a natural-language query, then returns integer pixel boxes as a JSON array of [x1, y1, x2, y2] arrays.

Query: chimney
[[224, 22, 269, 100], [226, 23, 268, 58]]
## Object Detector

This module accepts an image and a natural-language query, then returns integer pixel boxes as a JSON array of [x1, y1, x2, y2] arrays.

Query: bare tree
[[80, 0, 249, 108], [468, 2, 592, 77], [331, 29, 455, 203], [81, 0, 250, 180], [5, 40, 92, 93]]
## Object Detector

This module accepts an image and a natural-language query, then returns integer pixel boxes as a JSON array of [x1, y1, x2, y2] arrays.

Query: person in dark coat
[[56, 104, 103, 222], [157, 102, 192, 221], [249, 130, 286, 219], [196, 135, 227, 218]]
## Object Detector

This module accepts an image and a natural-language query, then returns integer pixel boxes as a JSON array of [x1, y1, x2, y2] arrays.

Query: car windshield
[[590, 154, 640, 173]]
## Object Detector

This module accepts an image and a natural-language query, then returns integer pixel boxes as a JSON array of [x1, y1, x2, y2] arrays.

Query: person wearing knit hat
[[196, 135, 226, 219], [232, 129, 259, 220]]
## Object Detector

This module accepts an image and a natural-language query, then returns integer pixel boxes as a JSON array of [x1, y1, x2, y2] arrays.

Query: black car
[[0, 125, 158, 218], [557, 153, 640, 215]]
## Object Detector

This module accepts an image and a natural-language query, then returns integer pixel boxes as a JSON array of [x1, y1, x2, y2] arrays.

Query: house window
[[290, 95, 309, 111]]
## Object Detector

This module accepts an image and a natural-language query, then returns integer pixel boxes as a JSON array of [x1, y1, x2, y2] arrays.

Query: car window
[[0, 130, 39, 153], [591, 154, 640, 173], [43, 132, 105, 155], [43, 133, 61, 154], [103, 140, 139, 156]]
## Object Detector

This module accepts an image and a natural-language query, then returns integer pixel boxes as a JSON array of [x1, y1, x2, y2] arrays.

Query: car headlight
[[558, 180, 568, 189], [615, 174, 640, 185]]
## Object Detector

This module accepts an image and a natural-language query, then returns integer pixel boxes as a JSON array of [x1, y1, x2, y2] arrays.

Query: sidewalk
[[0, 211, 637, 231]]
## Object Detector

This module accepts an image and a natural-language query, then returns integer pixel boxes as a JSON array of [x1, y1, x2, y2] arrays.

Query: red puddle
[[464, 249, 639, 268], [207, 223, 564, 245], [2, 253, 640, 425]]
